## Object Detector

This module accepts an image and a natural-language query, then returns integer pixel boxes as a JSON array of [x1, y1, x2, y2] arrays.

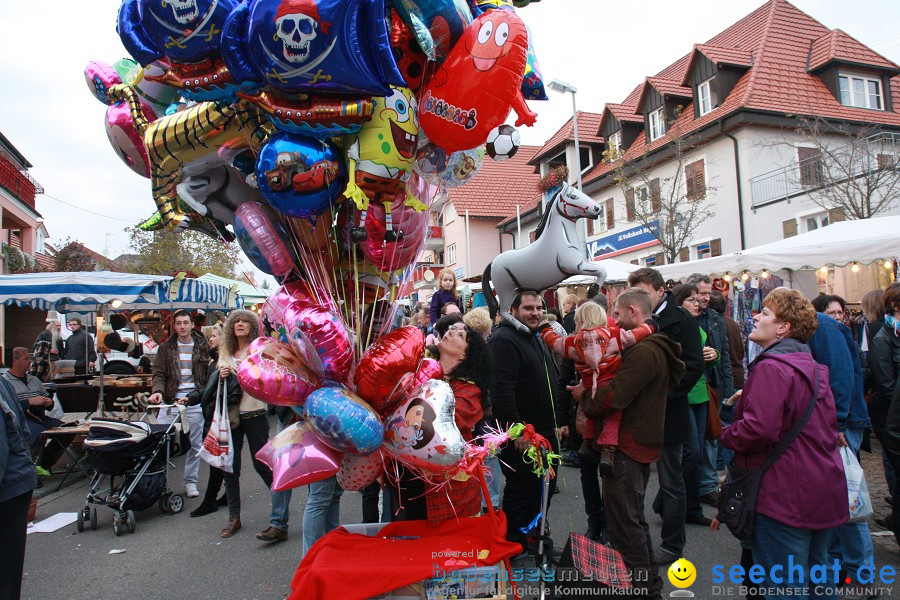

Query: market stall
[[0, 271, 242, 415], [654, 215, 900, 298]]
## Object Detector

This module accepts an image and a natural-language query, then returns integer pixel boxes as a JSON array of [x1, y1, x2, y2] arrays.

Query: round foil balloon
[[440, 146, 484, 188], [336, 451, 384, 491], [233, 202, 295, 277], [255, 421, 342, 491], [256, 132, 345, 219], [354, 327, 425, 414], [382, 379, 466, 471], [237, 337, 320, 406], [303, 387, 385, 455]]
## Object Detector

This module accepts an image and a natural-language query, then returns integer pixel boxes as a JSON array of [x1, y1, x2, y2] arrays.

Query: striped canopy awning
[[0, 271, 242, 312]]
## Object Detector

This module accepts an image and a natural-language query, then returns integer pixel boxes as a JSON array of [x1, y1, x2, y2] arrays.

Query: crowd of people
[[3, 264, 899, 600]]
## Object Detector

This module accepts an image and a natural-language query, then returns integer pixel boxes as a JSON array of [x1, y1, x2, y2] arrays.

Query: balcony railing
[[0, 151, 43, 209], [749, 132, 900, 208]]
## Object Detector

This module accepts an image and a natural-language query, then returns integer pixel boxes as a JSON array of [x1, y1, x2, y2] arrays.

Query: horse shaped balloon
[[482, 182, 606, 333]]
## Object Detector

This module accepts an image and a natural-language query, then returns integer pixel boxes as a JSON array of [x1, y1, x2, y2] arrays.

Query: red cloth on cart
[[288, 512, 521, 600]]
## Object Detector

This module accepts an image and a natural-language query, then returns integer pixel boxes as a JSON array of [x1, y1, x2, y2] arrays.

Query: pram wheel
[[113, 513, 123, 536], [90, 508, 98, 531], [126, 510, 136, 533], [76, 510, 85, 532], [168, 494, 184, 514], [159, 493, 171, 514]]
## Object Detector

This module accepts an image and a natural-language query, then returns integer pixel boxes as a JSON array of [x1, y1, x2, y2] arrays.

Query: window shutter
[[529, 230, 537, 243], [783, 219, 798, 238], [798, 147, 823, 187], [625, 189, 635, 221], [630, 259, 640, 265], [685, 163, 696, 199], [654, 252, 665, 265], [695, 161, 706, 195], [827, 208, 845, 222], [710, 238, 722, 257], [606, 199, 615, 229], [650, 178, 661, 213], [678, 247, 690, 262]]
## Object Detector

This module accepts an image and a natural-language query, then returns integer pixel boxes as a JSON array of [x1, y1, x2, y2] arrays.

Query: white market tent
[[0, 271, 242, 311], [198, 273, 269, 305], [655, 216, 900, 284]]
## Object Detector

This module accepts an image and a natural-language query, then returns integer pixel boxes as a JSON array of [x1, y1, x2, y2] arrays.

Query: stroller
[[77, 411, 185, 535]]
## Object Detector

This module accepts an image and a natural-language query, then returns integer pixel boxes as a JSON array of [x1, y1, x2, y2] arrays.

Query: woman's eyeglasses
[[684, 297, 701, 304]]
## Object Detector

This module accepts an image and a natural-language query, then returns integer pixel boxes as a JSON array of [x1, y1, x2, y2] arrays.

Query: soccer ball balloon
[[486, 125, 521, 161]]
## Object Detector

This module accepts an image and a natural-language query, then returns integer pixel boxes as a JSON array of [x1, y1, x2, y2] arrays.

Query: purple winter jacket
[[721, 338, 848, 530]]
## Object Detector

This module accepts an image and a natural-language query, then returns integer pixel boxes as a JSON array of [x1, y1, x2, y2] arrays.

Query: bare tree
[[784, 117, 900, 219], [605, 110, 716, 264]]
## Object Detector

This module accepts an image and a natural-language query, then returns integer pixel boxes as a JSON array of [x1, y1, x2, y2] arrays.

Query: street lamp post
[[548, 79, 587, 255]]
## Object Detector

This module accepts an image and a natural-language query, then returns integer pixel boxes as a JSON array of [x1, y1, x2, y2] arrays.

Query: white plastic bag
[[197, 381, 233, 473], [46, 395, 64, 420], [841, 447, 872, 523]]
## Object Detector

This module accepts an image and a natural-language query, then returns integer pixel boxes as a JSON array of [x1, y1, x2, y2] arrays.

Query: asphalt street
[[22, 420, 900, 600]]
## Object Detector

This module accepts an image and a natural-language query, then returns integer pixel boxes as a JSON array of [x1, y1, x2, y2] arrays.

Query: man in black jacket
[[489, 291, 560, 550], [628, 268, 704, 564], [62, 317, 97, 375]]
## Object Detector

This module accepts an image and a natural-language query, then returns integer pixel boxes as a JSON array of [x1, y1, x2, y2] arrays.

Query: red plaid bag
[[559, 533, 632, 590]]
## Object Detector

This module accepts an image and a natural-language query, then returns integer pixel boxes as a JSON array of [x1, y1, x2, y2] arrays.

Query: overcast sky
[[0, 0, 897, 263]]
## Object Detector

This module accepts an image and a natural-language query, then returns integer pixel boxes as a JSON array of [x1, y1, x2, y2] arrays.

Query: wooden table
[[55, 382, 152, 414]]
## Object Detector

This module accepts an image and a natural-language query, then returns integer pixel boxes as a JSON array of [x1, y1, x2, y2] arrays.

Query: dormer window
[[648, 108, 666, 141], [838, 73, 883, 110], [608, 131, 622, 154], [698, 79, 713, 116]]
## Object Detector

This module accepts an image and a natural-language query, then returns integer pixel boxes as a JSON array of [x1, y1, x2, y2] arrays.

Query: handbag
[[705, 383, 722, 440], [198, 380, 234, 473], [718, 366, 819, 540], [841, 446, 873, 523]]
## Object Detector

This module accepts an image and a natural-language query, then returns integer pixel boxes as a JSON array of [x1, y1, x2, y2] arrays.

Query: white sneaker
[[185, 483, 200, 498]]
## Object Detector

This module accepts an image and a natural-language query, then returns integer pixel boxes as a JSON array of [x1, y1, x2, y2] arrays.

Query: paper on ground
[[27, 512, 78, 534]]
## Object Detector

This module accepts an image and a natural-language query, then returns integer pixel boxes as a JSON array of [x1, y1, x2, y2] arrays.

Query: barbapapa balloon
[[418, 10, 536, 153]]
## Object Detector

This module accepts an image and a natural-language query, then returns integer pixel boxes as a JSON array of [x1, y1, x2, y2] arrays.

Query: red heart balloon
[[354, 327, 424, 414], [411, 358, 444, 388]]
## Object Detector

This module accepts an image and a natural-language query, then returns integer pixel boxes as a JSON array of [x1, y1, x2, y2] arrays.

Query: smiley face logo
[[667, 558, 696, 588]]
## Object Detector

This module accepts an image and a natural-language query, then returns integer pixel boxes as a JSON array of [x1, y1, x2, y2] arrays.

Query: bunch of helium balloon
[[84, 0, 545, 492]]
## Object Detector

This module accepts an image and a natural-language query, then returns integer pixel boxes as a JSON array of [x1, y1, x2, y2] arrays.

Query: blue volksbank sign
[[588, 220, 660, 259]]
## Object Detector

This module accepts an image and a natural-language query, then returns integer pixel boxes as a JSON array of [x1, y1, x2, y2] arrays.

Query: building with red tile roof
[[554, 0, 900, 266]]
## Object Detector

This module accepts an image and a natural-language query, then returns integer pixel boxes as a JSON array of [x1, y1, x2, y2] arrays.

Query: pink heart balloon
[[336, 450, 384, 491], [237, 337, 320, 406], [255, 422, 342, 492], [382, 379, 465, 472]]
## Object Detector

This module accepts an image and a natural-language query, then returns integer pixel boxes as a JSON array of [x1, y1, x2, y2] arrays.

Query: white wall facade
[[583, 125, 900, 266]]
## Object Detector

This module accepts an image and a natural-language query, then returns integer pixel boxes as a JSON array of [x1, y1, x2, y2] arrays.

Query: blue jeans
[[701, 440, 719, 495], [269, 419, 291, 531], [752, 513, 837, 599], [827, 427, 873, 573], [652, 441, 686, 554], [683, 402, 706, 519], [483, 455, 503, 510], [302, 475, 343, 555]]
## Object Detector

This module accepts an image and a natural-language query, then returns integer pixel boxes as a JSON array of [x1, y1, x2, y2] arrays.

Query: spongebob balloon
[[344, 86, 424, 242]]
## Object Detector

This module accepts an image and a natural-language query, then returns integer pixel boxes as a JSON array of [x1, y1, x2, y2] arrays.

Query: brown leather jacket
[[151, 330, 210, 401]]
